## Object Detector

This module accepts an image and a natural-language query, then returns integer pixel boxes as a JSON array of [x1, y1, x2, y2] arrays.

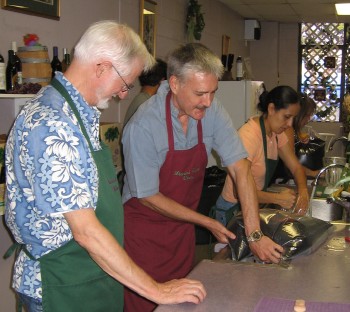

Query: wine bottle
[[0, 162, 5, 184], [0, 52, 5, 93], [12, 41, 23, 86], [236, 56, 243, 81], [0, 151, 5, 209], [0, 163, 5, 209], [6, 50, 16, 91], [61, 48, 71, 73], [51, 46, 62, 78]]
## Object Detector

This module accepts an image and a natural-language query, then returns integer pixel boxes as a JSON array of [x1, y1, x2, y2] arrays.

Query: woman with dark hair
[[215, 86, 309, 226], [285, 93, 320, 178], [293, 93, 317, 140]]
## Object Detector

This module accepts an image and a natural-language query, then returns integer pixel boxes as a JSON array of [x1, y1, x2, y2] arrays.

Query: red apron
[[124, 91, 208, 312]]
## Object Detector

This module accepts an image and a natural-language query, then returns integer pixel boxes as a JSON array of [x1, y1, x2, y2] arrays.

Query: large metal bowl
[[323, 156, 346, 186]]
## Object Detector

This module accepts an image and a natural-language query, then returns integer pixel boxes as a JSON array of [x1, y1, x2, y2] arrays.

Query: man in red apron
[[4, 21, 206, 312], [122, 43, 284, 312]]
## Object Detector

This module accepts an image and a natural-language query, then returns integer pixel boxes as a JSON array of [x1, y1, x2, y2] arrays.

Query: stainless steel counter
[[155, 223, 350, 311]]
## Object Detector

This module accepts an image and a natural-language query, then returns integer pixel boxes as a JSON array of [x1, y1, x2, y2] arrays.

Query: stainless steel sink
[[309, 198, 344, 221], [308, 163, 346, 221]]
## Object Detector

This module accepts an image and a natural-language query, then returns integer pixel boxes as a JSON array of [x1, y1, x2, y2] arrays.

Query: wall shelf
[[0, 94, 35, 98]]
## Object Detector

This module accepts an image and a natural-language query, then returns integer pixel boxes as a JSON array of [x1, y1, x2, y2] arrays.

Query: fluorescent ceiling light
[[335, 3, 350, 15], [143, 9, 154, 15]]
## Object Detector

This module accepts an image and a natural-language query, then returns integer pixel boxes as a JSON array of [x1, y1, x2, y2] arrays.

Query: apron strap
[[16, 301, 22, 312], [50, 78, 95, 152], [3, 242, 36, 261], [259, 115, 279, 191], [165, 91, 175, 151]]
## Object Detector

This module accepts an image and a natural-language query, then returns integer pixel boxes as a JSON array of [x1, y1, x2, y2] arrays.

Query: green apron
[[38, 79, 124, 311], [259, 115, 278, 191], [210, 117, 280, 226]]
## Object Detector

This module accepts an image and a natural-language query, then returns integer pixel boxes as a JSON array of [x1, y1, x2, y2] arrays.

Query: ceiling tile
[[248, 4, 296, 15], [292, 4, 337, 16], [241, 0, 288, 4], [217, 0, 349, 23]]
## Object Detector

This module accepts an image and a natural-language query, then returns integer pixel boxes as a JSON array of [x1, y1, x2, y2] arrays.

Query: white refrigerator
[[207, 80, 265, 167], [216, 80, 265, 129]]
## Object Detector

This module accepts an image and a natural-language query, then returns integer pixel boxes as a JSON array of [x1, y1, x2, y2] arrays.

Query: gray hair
[[73, 20, 154, 75], [167, 43, 224, 82]]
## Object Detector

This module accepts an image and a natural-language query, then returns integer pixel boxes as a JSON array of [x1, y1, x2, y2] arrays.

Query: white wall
[[0, 0, 251, 126], [0, 0, 252, 310], [249, 22, 299, 91], [117, 0, 251, 125]]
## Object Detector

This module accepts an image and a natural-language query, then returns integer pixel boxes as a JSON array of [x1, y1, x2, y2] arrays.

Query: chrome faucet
[[309, 163, 346, 217], [328, 136, 348, 151]]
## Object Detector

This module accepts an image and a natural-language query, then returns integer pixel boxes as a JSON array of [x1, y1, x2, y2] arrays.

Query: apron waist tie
[[4, 243, 36, 312], [3, 242, 36, 261]]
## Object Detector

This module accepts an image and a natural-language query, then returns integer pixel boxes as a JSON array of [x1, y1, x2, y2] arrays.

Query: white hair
[[74, 20, 154, 75]]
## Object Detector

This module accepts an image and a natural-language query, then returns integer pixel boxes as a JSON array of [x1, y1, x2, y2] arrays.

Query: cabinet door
[[0, 96, 33, 135]]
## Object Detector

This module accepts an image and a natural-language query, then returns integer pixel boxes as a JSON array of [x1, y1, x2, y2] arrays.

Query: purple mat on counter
[[254, 297, 350, 312]]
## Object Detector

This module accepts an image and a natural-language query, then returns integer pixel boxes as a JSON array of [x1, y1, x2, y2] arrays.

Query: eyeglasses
[[111, 64, 134, 93]]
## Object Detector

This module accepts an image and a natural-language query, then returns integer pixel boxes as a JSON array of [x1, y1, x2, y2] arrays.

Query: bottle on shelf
[[0, 162, 5, 184], [61, 48, 71, 73], [0, 164, 5, 210], [6, 50, 17, 91], [51, 46, 62, 79], [0, 52, 5, 93], [0, 153, 5, 211], [11, 41, 23, 86], [236, 56, 243, 81]]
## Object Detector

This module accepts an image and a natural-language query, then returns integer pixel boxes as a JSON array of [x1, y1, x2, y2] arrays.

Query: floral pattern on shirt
[[5, 73, 100, 299]]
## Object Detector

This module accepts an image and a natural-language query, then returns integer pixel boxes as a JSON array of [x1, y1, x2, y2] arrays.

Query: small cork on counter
[[293, 299, 306, 312]]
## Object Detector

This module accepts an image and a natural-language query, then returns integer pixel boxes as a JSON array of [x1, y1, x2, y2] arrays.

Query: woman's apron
[[37, 78, 124, 311], [260, 115, 278, 190], [124, 91, 208, 312]]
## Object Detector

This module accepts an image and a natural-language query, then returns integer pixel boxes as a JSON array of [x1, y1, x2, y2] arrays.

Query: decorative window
[[299, 23, 350, 122]]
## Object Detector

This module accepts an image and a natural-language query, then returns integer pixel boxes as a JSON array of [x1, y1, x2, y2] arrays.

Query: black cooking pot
[[295, 137, 325, 170]]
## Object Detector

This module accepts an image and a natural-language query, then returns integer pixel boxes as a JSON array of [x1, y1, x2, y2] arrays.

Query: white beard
[[96, 98, 110, 110]]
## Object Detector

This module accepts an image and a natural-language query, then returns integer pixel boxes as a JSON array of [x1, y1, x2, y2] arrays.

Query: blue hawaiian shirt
[[5, 72, 100, 300]]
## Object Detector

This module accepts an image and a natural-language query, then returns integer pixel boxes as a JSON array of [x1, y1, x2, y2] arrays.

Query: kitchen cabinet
[[0, 94, 34, 135], [208, 80, 265, 167], [216, 80, 265, 129]]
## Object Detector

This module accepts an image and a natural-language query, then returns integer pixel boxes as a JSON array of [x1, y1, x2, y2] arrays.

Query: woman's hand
[[274, 188, 296, 209], [293, 188, 310, 215], [298, 132, 310, 144]]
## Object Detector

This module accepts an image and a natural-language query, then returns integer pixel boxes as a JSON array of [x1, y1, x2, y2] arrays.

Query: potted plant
[[186, 0, 205, 41]]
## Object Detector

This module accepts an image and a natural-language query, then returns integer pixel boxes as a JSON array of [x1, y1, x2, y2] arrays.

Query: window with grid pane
[[299, 23, 350, 123]]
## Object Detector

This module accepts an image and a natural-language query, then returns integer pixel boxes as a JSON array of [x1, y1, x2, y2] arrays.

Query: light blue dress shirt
[[122, 81, 248, 203]]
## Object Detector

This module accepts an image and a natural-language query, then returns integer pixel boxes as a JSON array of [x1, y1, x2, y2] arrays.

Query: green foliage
[[316, 106, 334, 118], [104, 127, 119, 142], [186, 0, 205, 41], [0, 147, 4, 166]]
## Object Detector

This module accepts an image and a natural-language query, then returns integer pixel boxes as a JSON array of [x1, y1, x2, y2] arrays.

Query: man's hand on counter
[[155, 278, 207, 305], [249, 236, 284, 264]]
